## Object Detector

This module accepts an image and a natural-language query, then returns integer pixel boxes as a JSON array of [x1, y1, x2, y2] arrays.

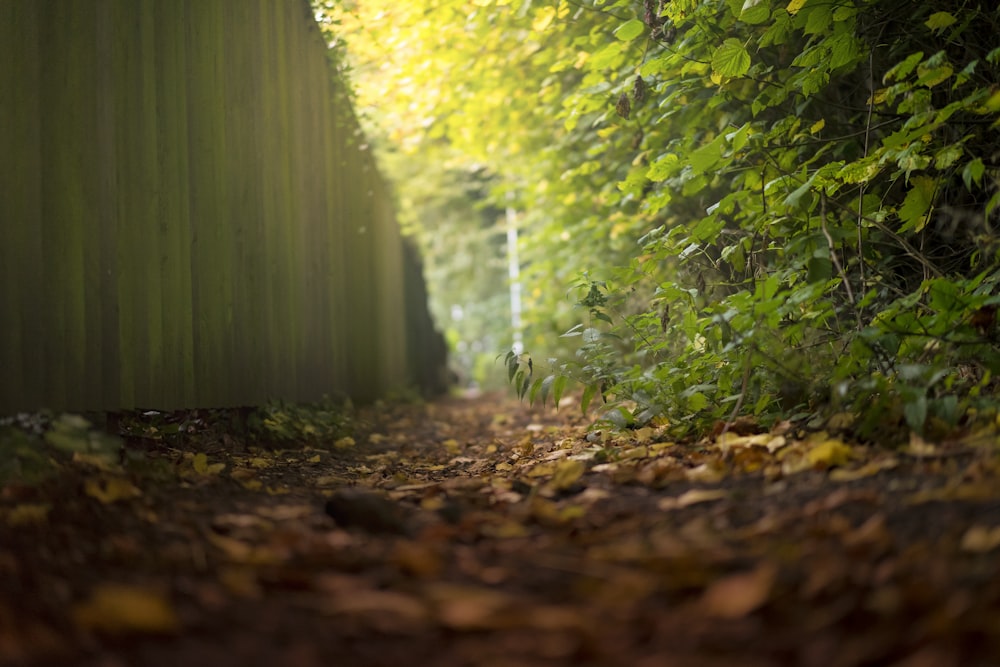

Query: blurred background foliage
[[314, 0, 1000, 438]]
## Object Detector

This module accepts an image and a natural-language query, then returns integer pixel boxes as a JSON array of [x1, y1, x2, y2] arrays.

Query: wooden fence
[[0, 0, 441, 412]]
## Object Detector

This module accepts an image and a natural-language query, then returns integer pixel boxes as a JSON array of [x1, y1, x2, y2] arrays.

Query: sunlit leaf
[[806, 438, 852, 468], [614, 19, 645, 42], [924, 11, 956, 32], [711, 39, 751, 79], [786, 0, 807, 15], [657, 488, 727, 510]]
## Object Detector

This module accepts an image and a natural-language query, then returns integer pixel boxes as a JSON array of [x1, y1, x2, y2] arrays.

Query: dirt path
[[4, 394, 1000, 666]]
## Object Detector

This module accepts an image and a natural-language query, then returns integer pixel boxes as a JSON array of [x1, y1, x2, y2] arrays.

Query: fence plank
[[0, 0, 445, 413]]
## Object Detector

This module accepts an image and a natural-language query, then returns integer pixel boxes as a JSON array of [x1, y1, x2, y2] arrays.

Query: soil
[[4, 393, 1000, 667]]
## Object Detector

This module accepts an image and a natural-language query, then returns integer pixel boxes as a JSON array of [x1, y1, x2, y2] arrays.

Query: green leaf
[[507, 353, 519, 382], [614, 19, 645, 42], [553, 375, 568, 408], [924, 12, 956, 32], [581, 383, 598, 414], [903, 395, 927, 433], [963, 158, 985, 190], [687, 391, 709, 412], [884, 51, 923, 83], [647, 153, 680, 182], [897, 175, 936, 233], [740, 0, 770, 25], [711, 39, 751, 79]]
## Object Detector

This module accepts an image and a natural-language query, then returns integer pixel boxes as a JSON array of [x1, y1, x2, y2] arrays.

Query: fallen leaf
[[426, 583, 517, 630], [684, 463, 725, 483], [701, 562, 777, 618], [4, 503, 51, 526], [658, 488, 728, 510], [206, 532, 282, 565], [192, 453, 225, 476], [73, 584, 180, 635], [324, 589, 429, 631], [551, 459, 586, 490], [806, 437, 852, 468], [960, 525, 1000, 553], [84, 476, 142, 504], [257, 504, 314, 521], [333, 436, 355, 450], [826, 412, 855, 431], [391, 541, 443, 577], [905, 432, 939, 457], [829, 457, 899, 482]]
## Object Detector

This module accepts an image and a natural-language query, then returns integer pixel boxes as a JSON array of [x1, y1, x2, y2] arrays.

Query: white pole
[[505, 201, 523, 354]]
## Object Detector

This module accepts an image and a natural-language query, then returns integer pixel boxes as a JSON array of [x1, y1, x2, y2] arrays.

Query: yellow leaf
[[306, 454, 321, 463], [442, 438, 461, 454], [806, 437, 852, 468], [192, 453, 224, 475], [658, 488, 727, 510], [622, 445, 649, 460], [684, 463, 725, 483], [532, 6, 556, 32], [334, 436, 355, 450], [5, 503, 51, 526], [786, 0, 806, 14], [632, 427, 656, 443], [73, 584, 180, 635], [84, 477, 142, 504], [829, 457, 899, 482], [72, 452, 120, 471], [551, 459, 585, 490], [526, 461, 558, 478], [810, 118, 825, 133], [249, 457, 270, 469]]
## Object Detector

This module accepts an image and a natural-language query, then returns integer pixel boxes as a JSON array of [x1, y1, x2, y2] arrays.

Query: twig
[[721, 353, 753, 436], [820, 194, 858, 331]]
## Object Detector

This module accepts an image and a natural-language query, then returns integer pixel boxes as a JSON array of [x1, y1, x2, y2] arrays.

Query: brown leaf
[[73, 584, 180, 635], [700, 562, 777, 619]]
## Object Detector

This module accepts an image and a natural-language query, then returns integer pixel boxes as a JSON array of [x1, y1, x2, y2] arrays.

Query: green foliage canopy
[[318, 0, 1000, 437]]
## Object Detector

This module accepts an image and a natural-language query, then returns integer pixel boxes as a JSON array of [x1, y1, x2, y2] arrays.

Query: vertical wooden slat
[[114, 0, 161, 408], [155, 0, 195, 408], [185, 1, 230, 406], [41, 0, 97, 410], [0, 1, 42, 410]]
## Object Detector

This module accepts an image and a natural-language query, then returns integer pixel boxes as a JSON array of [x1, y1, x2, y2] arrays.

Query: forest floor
[[5, 393, 1000, 666]]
